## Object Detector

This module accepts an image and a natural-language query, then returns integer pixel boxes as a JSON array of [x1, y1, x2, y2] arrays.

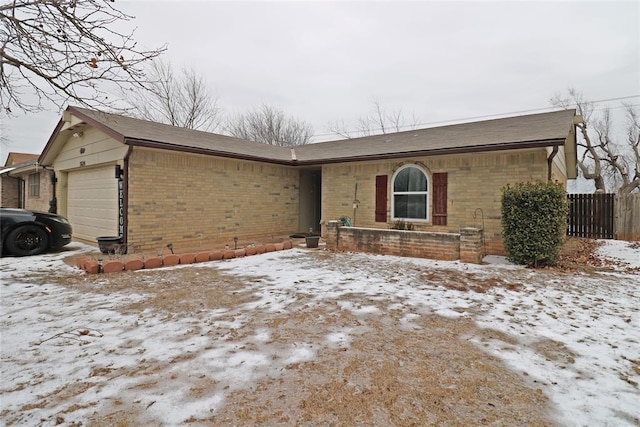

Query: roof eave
[[8, 164, 42, 175], [124, 138, 294, 166], [40, 106, 127, 166], [38, 119, 66, 166], [293, 138, 568, 166]]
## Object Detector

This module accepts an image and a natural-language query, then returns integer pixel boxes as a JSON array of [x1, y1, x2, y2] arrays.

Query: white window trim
[[28, 173, 40, 198], [391, 164, 431, 222]]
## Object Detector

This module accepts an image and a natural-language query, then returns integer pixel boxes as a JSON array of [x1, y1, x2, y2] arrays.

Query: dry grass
[[37, 256, 560, 425], [11, 238, 616, 425]]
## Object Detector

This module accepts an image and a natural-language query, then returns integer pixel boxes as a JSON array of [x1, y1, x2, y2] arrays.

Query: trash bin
[[96, 236, 124, 254], [305, 235, 320, 248]]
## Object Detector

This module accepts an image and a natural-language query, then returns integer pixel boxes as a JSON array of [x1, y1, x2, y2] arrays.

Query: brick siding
[[0, 170, 54, 211], [321, 149, 548, 256], [126, 148, 300, 253], [0, 176, 20, 207], [24, 170, 55, 212]]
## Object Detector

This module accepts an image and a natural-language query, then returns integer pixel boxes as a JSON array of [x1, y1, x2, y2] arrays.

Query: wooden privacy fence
[[567, 193, 614, 239], [567, 193, 640, 240], [614, 193, 640, 241]]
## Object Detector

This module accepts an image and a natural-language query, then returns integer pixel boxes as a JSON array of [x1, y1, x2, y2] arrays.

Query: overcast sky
[[2, 0, 639, 163]]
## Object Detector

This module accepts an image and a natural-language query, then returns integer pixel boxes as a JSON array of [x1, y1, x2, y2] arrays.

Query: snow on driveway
[[1, 241, 639, 426]]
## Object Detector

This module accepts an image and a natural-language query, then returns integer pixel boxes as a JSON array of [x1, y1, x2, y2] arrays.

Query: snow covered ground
[[1, 240, 638, 426]]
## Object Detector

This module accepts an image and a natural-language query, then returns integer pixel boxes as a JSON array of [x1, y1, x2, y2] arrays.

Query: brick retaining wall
[[325, 221, 483, 263]]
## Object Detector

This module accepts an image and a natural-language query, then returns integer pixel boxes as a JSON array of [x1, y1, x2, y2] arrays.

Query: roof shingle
[[42, 107, 577, 166]]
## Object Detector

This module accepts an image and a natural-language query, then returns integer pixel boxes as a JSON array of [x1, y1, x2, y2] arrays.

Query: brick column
[[325, 220, 340, 250], [460, 227, 484, 264]]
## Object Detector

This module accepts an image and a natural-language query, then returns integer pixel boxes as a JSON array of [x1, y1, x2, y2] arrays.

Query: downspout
[[18, 177, 25, 208], [42, 166, 57, 213], [547, 145, 559, 181]]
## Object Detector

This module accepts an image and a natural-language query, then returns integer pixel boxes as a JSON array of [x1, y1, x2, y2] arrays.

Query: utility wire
[[313, 94, 640, 140]]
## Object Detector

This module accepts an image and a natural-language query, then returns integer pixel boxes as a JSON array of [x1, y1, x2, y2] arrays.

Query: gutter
[[124, 137, 567, 167], [0, 167, 16, 175], [293, 138, 568, 166]]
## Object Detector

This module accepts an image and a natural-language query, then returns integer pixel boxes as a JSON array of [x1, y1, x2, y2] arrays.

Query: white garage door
[[67, 166, 119, 243]]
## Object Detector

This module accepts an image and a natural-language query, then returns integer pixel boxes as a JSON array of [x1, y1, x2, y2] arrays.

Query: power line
[[313, 94, 640, 140]]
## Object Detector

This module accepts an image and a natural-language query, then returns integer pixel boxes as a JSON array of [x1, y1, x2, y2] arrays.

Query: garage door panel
[[67, 166, 118, 243]]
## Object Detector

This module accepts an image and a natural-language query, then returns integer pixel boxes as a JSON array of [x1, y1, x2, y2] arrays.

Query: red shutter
[[375, 175, 388, 222], [432, 172, 447, 226]]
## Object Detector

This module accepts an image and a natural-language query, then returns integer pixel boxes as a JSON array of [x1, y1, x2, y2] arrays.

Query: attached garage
[[39, 111, 129, 247], [66, 165, 119, 243]]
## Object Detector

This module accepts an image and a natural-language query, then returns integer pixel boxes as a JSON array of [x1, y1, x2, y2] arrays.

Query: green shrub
[[501, 182, 568, 267]]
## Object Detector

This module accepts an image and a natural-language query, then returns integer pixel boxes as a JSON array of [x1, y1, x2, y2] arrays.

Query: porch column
[[325, 220, 340, 251]]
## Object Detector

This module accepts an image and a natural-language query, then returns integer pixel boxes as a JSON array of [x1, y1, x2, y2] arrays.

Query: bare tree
[[121, 59, 222, 131], [328, 100, 420, 139], [0, 118, 8, 151], [226, 104, 313, 146], [1, 0, 166, 114], [551, 89, 639, 194]]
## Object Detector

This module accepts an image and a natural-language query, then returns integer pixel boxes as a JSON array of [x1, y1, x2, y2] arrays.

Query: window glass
[[392, 166, 428, 220], [393, 167, 427, 192], [28, 173, 40, 197]]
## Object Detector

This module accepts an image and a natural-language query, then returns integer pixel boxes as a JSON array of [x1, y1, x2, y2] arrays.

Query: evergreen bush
[[501, 182, 568, 267]]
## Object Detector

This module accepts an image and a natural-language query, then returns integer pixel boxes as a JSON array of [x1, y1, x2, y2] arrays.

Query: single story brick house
[[38, 106, 578, 255], [0, 152, 55, 212]]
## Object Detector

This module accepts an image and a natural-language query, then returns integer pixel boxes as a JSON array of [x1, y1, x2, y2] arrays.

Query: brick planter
[[324, 222, 484, 264], [77, 238, 296, 275]]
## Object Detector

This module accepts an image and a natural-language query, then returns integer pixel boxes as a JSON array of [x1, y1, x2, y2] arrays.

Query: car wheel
[[6, 225, 49, 256]]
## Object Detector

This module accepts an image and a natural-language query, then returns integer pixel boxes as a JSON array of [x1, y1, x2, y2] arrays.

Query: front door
[[298, 169, 321, 234]]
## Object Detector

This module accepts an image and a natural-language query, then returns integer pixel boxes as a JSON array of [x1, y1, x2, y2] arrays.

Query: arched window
[[392, 165, 429, 220]]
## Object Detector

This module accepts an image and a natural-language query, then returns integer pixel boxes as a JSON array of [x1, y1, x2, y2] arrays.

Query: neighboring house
[[38, 106, 578, 255], [0, 152, 55, 212]]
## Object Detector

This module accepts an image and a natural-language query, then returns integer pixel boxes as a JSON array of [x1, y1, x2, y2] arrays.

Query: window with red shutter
[[432, 172, 448, 225], [375, 175, 388, 222]]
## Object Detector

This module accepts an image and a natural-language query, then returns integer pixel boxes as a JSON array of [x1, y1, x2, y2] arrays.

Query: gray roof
[[1, 156, 40, 176], [293, 109, 577, 163], [64, 107, 294, 164], [42, 106, 577, 166]]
